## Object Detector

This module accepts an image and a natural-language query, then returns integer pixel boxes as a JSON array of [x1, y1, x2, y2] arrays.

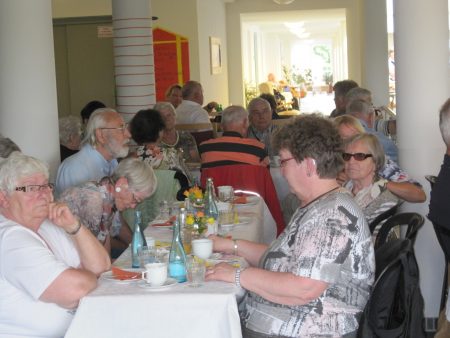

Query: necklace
[[161, 130, 179, 147], [301, 186, 340, 208]]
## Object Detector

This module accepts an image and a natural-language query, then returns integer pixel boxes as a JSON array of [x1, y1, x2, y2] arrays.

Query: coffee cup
[[142, 262, 168, 286], [192, 238, 213, 260]]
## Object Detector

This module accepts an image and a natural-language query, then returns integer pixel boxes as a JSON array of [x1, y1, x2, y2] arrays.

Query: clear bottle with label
[[169, 208, 187, 282]]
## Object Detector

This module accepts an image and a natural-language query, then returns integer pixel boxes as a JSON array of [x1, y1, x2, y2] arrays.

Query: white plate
[[138, 278, 178, 290], [221, 216, 251, 228], [235, 196, 259, 206], [101, 269, 143, 283]]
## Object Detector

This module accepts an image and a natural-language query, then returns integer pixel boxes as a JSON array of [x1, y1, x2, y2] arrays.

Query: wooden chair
[[175, 123, 214, 146]]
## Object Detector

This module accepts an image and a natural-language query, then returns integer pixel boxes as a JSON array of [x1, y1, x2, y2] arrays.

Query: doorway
[[241, 8, 347, 115]]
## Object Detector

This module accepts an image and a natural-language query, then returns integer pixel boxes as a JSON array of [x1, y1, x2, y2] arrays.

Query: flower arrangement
[[183, 185, 204, 207], [186, 211, 215, 235]]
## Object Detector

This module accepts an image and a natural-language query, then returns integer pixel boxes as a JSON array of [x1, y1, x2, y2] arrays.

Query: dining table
[[64, 196, 273, 338]]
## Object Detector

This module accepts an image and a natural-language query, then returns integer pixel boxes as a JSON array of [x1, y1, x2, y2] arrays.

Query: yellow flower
[[207, 217, 215, 224], [186, 215, 195, 225]]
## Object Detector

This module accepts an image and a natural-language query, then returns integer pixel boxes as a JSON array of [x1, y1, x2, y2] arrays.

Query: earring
[[115, 187, 121, 192]]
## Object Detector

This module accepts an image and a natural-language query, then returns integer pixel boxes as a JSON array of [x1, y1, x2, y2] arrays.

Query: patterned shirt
[[241, 188, 375, 337], [58, 178, 121, 242]]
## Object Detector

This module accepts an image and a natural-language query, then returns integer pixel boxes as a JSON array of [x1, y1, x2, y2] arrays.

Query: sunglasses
[[342, 153, 373, 161]]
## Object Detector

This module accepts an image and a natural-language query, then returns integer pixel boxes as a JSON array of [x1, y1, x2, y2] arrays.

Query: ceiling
[[241, 8, 346, 42]]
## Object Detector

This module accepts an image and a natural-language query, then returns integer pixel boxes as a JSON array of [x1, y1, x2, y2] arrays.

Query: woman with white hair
[[59, 115, 82, 161], [0, 152, 110, 337], [59, 157, 157, 257]]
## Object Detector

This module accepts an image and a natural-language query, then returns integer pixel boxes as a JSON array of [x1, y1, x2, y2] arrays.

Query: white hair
[[112, 157, 157, 198], [59, 116, 81, 145], [82, 108, 118, 146], [221, 105, 248, 128], [0, 152, 49, 193]]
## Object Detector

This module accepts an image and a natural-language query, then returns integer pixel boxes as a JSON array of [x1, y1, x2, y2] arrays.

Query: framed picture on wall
[[210, 37, 222, 74]]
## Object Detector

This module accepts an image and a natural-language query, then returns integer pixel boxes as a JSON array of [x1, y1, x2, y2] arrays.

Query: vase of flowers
[[183, 185, 204, 212], [182, 211, 215, 254]]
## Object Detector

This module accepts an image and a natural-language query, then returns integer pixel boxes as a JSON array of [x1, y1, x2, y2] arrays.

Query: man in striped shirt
[[198, 105, 269, 169]]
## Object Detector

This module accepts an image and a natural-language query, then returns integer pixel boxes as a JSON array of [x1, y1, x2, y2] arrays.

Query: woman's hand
[[48, 202, 79, 233], [208, 234, 233, 254], [205, 262, 236, 283]]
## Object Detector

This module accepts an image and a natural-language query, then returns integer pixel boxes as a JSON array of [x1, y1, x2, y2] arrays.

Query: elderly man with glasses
[[56, 108, 131, 196]]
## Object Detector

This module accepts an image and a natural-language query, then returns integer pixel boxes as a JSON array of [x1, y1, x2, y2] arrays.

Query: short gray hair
[[345, 133, 385, 176], [82, 108, 118, 146], [181, 81, 201, 100], [345, 87, 372, 105], [221, 105, 248, 128], [439, 98, 450, 147], [154, 102, 176, 115], [59, 116, 81, 145], [0, 137, 21, 159], [346, 99, 373, 117], [247, 97, 271, 115], [0, 152, 49, 193], [112, 157, 157, 198]]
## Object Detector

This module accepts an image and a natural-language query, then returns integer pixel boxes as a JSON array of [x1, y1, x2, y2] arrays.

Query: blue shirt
[[55, 144, 118, 196], [359, 119, 399, 163]]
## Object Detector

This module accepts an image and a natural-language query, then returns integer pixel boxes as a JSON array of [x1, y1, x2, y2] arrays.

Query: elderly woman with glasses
[[206, 115, 374, 337], [58, 157, 157, 257], [343, 133, 401, 236], [0, 152, 110, 337]]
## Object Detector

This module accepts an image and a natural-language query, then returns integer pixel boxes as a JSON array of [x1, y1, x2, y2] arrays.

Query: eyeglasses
[[131, 192, 142, 204], [99, 124, 128, 132], [15, 183, 54, 193], [279, 157, 295, 167], [342, 153, 373, 161]]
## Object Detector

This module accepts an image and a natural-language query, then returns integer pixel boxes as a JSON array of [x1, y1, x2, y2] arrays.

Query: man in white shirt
[[175, 80, 213, 130]]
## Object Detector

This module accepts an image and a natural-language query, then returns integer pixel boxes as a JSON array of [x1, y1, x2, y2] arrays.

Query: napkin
[[111, 267, 141, 280], [234, 196, 248, 204]]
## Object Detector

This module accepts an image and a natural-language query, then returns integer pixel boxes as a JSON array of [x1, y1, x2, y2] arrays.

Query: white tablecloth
[[65, 240, 243, 338]]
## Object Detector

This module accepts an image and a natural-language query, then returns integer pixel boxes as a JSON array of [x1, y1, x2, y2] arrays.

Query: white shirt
[[175, 100, 212, 128], [0, 216, 81, 338]]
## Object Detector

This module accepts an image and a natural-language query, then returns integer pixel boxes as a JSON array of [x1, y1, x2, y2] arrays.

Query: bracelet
[[66, 220, 82, 235], [233, 239, 238, 256], [235, 267, 247, 289]]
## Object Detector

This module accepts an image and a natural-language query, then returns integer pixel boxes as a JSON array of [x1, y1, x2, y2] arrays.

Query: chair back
[[200, 164, 286, 235], [175, 123, 214, 146], [368, 203, 401, 234], [374, 212, 424, 250]]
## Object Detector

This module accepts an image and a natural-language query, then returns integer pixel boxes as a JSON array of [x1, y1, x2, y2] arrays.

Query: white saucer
[[138, 278, 178, 290]]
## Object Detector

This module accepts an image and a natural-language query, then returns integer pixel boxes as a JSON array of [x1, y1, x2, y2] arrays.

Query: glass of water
[[186, 256, 206, 287]]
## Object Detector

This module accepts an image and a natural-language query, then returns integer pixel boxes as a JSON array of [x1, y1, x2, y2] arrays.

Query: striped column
[[112, 0, 156, 122]]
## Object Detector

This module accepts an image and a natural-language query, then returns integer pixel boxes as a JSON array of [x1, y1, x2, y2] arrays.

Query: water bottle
[[204, 178, 219, 220], [168, 208, 187, 282], [131, 210, 145, 268]]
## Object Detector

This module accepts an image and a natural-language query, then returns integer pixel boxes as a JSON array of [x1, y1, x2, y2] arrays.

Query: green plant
[[323, 72, 333, 84]]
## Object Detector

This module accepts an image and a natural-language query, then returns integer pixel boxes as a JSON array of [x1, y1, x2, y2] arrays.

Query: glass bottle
[[131, 210, 146, 268], [169, 208, 187, 282], [204, 178, 219, 220]]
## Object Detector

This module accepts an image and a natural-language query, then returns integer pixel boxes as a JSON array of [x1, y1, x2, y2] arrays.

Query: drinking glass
[[138, 245, 157, 268], [186, 256, 206, 287]]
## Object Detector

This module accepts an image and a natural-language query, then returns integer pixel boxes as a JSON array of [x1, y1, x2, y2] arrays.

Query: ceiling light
[[273, 0, 295, 5]]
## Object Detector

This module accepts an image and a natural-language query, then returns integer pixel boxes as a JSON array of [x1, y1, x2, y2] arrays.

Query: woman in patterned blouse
[[206, 115, 375, 337]]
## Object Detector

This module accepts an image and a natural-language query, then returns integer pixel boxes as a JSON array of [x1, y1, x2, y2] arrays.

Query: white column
[[395, 0, 450, 320], [112, 0, 156, 123], [0, 0, 60, 178], [363, 0, 389, 106]]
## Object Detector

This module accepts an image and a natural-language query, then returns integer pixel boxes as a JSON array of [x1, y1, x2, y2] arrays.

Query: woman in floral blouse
[[58, 157, 157, 257]]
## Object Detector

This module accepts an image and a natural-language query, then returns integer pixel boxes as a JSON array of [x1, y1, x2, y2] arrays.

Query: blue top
[[56, 143, 118, 196], [360, 119, 399, 163]]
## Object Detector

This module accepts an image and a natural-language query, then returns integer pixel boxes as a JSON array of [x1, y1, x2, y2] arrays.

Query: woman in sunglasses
[[343, 133, 401, 237]]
